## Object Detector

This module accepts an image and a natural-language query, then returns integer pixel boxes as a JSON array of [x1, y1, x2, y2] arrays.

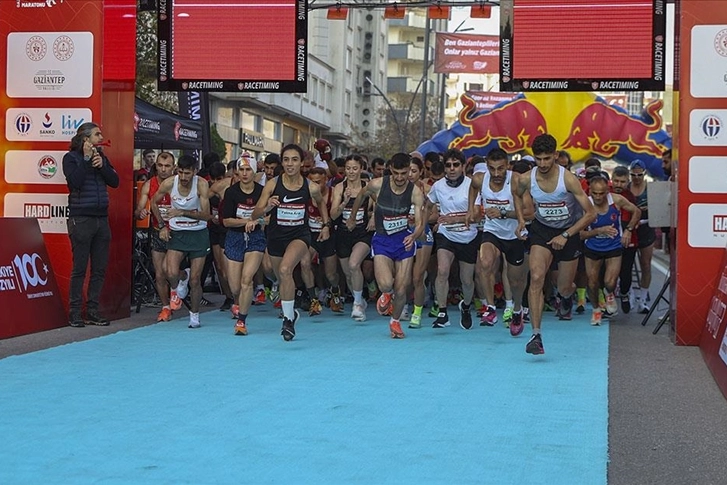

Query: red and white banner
[[0, 218, 66, 339], [434, 33, 499, 74], [464, 91, 518, 111]]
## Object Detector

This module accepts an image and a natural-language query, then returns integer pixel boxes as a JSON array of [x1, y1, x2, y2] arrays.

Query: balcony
[[388, 12, 427, 30], [388, 76, 422, 93], [388, 43, 425, 61]]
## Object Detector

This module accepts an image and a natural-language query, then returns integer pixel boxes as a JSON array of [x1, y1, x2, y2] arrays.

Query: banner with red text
[[435, 33, 499, 74]]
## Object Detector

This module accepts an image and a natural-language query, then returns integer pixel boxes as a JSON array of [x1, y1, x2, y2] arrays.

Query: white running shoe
[[400, 304, 411, 321], [351, 301, 367, 322], [188, 314, 200, 329], [177, 268, 191, 300]]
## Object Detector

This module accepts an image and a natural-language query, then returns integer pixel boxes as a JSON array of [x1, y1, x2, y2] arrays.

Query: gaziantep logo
[[701, 115, 722, 139]]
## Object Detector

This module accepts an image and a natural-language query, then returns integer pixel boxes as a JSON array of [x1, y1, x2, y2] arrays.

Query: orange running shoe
[[170, 290, 182, 311], [389, 320, 405, 339], [273, 300, 281, 309], [254, 288, 266, 305], [230, 304, 240, 319], [234, 319, 248, 336], [329, 291, 344, 313], [377, 292, 393, 316], [157, 307, 172, 322]]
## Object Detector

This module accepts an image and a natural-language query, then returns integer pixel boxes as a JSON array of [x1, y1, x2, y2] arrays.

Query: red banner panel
[[157, 0, 307, 92], [500, 0, 666, 91], [435, 33, 499, 74], [700, 248, 727, 399], [0, 218, 66, 339]]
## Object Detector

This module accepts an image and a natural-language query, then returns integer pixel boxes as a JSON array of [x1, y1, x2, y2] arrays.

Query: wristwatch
[[499, 207, 508, 219], [561, 231, 570, 239], [158, 221, 166, 230]]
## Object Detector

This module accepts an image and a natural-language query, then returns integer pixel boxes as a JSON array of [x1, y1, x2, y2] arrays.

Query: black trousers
[[67, 216, 111, 315]]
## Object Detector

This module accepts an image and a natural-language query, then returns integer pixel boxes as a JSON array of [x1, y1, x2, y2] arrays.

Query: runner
[[251, 144, 332, 341], [151, 155, 212, 329], [424, 148, 481, 330], [468, 148, 530, 336], [208, 161, 235, 311], [406, 156, 434, 329], [513, 134, 596, 355], [580, 175, 641, 325], [346, 152, 426, 339], [330, 155, 373, 322], [134, 152, 176, 322], [625, 159, 656, 313], [222, 156, 267, 336]]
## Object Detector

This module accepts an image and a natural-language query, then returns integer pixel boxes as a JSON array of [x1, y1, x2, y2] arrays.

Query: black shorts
[[529, 219, 583, 263], [335, 227, 372, 259], [636, 224, 656, 248], [209, 227, 226, 247], [583, 247, 623, 261], [480, 232, 525, 266], [267, 232, 311, 258], [150, 228, 166, 253], [434, 232, 479, 264], [311, 231, 336, 258]]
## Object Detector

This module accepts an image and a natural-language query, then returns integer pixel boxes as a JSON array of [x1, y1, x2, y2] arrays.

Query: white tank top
[[481, 171, 517, 241], [169, 175, 206, 231], [530, 165, 579, 229], [427, 176, 479, 244]]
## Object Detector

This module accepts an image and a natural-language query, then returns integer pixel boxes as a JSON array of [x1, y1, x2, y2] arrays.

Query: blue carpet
[[0, 306, 608, 484]]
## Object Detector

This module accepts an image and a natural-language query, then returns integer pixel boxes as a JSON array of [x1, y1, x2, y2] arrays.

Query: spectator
[[63, 122, 119, 327]]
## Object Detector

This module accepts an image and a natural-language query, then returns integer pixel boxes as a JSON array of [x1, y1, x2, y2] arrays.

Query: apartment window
[[346, 47, 352, 71], [310, 77, 318, 105], [217, 106, 234, 127], [262, 119, 280, 140], [318, 81, 326, 109], [467, 83, 484, 91], [240, 111, 258, 131]]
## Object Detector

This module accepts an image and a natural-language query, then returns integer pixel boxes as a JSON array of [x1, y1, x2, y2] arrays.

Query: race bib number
[[277, 204, 305, 226], [538, 202, 569, 222], [235, 205, 254, 220], [309, 215, 323, 231], [383, 215, 408, 235], [342, 208, 365, 224], [443, 211, 468, 232]]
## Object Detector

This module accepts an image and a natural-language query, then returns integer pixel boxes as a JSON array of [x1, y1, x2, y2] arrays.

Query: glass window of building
[[262, 119, 280, 140], [217, 106, 234, 127], [241, 111, 258, 132]]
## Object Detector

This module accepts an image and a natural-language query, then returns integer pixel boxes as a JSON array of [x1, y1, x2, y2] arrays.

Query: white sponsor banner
[[4, 193, 69, 234], [687, 203, 727, 248], [6, 31, 93, 98], [689, 109, 727, 147], [5, 107, 92, 141], [5, 151, 67, 185], [689, 156, 727, 193], [690, 26, 727, 99]]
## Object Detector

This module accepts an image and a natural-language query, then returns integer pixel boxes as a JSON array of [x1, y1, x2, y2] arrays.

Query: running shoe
[[591, 309, 602, 326], [390, 320, 405, 339], [558, 295, 573, 321], [503, 307, 514, 328], [309, 298, 323, 317], [177, 268, 191, 299], [429, 303, 440, 318], [157, 307, 172, 322], [254, 288, 267, 305], [85, 311, 110, 326], [230, 304, 240, 320], [376, 292, 393, 316], [170, 290, 182, 311], [620, 294, 631, 314], [400, 304, 411, 321], [601, 307, 615, 319], [480, 306, 498, 326], [269, 285, 280, 304], [525, 333, 544, 355], [296, 289, 311, 312], [459, 301, 473, 330], [234, 318, 248, 336], [188, 315, 201, 329], [273, 300, 281, 309], [432, 311, 450, 328], [576, 301, 586, 315], [509, 311, 524, 337], [219, 297, 233, 311], [523, 308, 531, 323], [638, 301, 651, 314], [351, 301, 367, 322], [605, 292, 618, 315], [281, 310, 299, 341], [329, 292, 344, 313], [408, 313, 422, 329]]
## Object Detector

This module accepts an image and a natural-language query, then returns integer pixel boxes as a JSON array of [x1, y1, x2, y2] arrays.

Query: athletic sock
[[505, 299, 514, 309], [413, 305, 423, 316], [353, 290, 363, 305], [640, 287, 649, 302], [282, 300, 295, 320]]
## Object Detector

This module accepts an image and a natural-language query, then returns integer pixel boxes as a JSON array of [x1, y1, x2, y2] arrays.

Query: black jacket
[[62, 149, 120, 217]]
